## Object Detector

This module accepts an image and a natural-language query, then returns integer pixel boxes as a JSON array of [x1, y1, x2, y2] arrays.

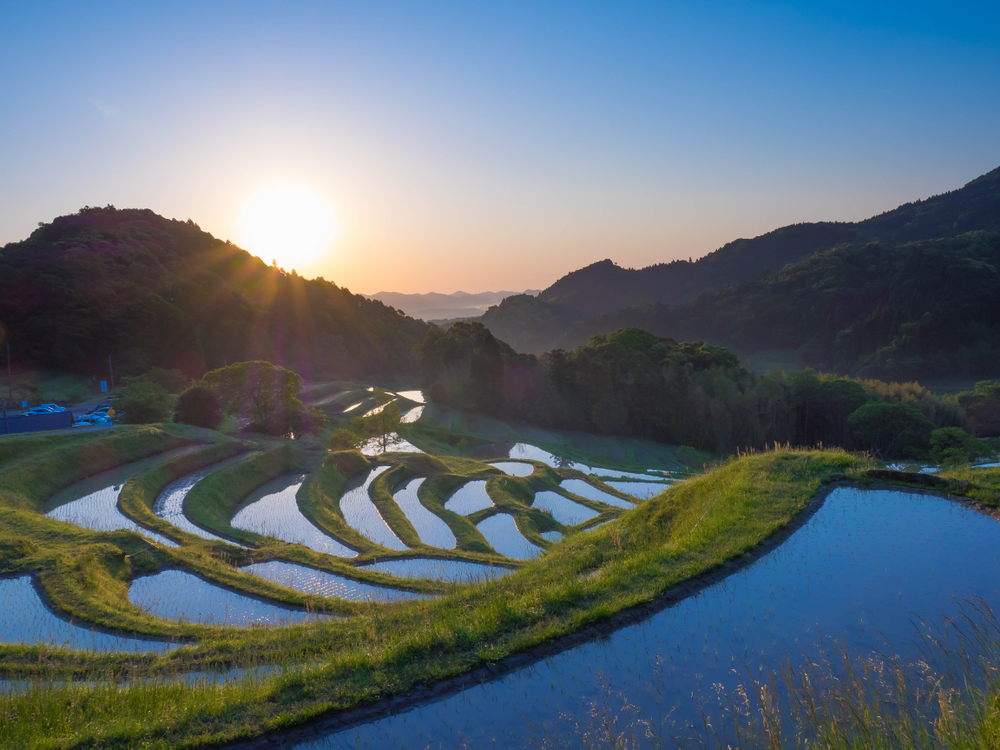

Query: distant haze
[[367, 290, 541, 321]]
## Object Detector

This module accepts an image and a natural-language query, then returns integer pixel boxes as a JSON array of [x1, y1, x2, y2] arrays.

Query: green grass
[[0, 440, 868, 748]]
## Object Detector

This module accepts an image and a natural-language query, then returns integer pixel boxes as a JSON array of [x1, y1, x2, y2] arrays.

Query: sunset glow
[[238, 184, 336, 272]]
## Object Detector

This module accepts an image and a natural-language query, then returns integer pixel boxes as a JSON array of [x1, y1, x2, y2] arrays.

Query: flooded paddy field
[[478, 442, 677, 482], [391, 478, 455, 548], [129, 569, 330, 626], [442, 480, 493, 516], [488, 461, 534, 477], [399, 406, 424, 424], [153, 453, 258, 544], [0, 576, 179, 653], [231, 474, 358, 557], [559, 478, 634, 509], [530, 490, 598, 525], [243, 561, 428, 603], [280, 486, 1000, 749], [339, 467, 408, 551], [44, 446, 203, 547], [475, 514, 542, 559], [604, 480, 673, 499], [358, 558, 514, 584]]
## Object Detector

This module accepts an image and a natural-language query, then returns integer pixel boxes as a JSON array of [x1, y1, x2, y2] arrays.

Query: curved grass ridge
[[0, 448, 868, 748]]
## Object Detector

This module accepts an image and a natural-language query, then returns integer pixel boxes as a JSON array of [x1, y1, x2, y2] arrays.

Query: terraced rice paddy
[[0, 576, 178, 652], [395, 390, 425, 403], [339, 467, 408, 551], [530, 490, 599, 525], [360, 435, 424, 456], [129, 569, 329, 626], [291, 487, 1000, 749], [488, 461, 534, 477], [391, 478, 456, 548], [400, 406, 424, 424], [540, 531, 563, 543], [443, 480, 493, 516], [559, 478, 634, 509], [44, 448, 202, 547], [507, 443, 665, 480], [231, 474, 358, 557], [242, 560, 428, 603], [357, 558, 514, 584], [153, 453, 257, 544], [475, 514, 542, 559], [604, 480, 673, 499]]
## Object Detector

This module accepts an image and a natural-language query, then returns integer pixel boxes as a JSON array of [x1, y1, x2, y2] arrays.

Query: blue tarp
[[1, 411, 74, 434]]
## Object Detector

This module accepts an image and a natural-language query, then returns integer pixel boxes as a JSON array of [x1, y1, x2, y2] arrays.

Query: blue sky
[[2, 1, 998, 293]]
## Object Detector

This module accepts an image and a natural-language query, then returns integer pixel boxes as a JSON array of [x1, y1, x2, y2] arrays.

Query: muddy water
[[283, 487, 1000, 749], [443, 480, 493, 516], [339, 467, 408, 551], [0, 576, 178, 652], [243, 561, 428, 603], [559, 478, 634, 510], [531, 491, 598, 526], [231, 474, 358, 558], [392, 478, 456, 549], [475, 514, 542, 560], [153, 453, 258, 544], [45, 446, 204, 547], [358, 558, 514, 584], [129, 570, 330, 626]]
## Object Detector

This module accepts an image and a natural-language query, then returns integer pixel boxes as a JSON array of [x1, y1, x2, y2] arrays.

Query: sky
[[2, 1, 999, 295]]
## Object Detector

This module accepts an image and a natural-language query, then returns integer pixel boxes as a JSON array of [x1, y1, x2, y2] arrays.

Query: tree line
[[417, 323, 996, 461]]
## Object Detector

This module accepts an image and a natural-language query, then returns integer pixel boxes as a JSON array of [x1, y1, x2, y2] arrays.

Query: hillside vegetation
[[417, 323, 980, 456], [0, 206, 429, 380], [479, 165, 1000, 374]]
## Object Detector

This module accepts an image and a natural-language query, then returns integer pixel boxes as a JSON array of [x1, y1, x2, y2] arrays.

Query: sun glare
[[239, 184, 336, 272]]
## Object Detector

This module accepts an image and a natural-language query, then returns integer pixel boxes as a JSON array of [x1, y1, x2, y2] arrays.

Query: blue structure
[[1, 410, 73, 434]]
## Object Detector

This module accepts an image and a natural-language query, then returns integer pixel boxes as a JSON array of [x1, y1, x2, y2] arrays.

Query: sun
[[239, 184, 336, 272]]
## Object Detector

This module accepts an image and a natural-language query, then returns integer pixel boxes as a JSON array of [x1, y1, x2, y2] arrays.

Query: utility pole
[[6, 342, 11, 402], [2, 401, 7, 435], [108, 355, 115, 390]]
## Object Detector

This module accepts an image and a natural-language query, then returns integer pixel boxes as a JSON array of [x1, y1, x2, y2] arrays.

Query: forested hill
[[536, 164, 1000, 317], [563, 232, 1000, 381], [0, 206, 430, 380]]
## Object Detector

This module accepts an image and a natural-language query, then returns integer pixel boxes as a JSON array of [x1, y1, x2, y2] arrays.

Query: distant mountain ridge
[[478, 164, 1000, 362], [366, 289, 540, 321], [536, 165, 1000, 317]]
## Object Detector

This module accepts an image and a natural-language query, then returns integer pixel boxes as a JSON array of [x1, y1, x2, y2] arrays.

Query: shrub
[[848, 401, 934, 459], [117, 381, 172, 424], [174, 385, 223, 429]]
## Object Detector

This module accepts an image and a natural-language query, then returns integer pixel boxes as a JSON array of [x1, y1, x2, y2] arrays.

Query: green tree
[[117, 381, 172, 424], [848, 402, 934, 459], [353, 390, 403, 453], [173, 385, 222, 429], [201, 360, 317, 436]]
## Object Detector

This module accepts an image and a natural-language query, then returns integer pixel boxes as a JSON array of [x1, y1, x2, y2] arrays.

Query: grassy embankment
[[0, 444, 869, 748]]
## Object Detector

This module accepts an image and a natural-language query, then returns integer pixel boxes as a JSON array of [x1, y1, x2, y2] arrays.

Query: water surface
[[153, 453, 256, 544], [559, 479, 634, 510], [531, 491, 598, 525], [232, 474, 357, 558], [45, 446, 202, 547], [358, 558, 514, 584], [339, 467, 408, 551], [0, 576, 178, 653], [475, 514, 542, 560], [129, 570, 330, 626], [285, 487, 1000, 748], [489, 461, 535, 477], [243, 561, 428, 603], [443, 480, 493, 516], [392, 478, 456, 549], [604, 480, 673, 499]]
